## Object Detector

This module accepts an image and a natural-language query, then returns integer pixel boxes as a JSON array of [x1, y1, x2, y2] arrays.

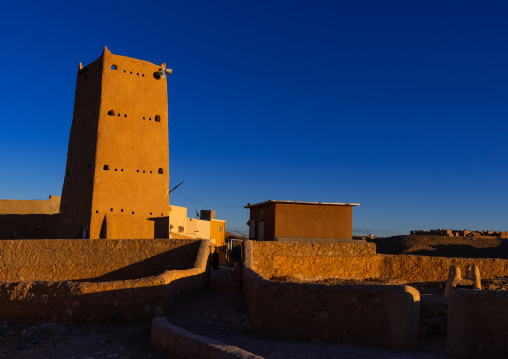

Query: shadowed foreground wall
[[242, 240, 420, 350], [0, 239, 210, 321], [447, 289, 508, 357]]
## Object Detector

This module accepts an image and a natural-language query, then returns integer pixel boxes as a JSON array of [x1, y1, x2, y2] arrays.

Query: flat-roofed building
[[245, 200, 359, 242]]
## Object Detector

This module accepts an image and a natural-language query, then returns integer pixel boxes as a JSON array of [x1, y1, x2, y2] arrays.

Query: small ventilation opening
[[155, 115, 160, 122], [111, 65, 117, 70], [108, 110, 115, 116], [103, 165, 109, 170], [124, 114, 127, 117], [158, 168, 163, 174]]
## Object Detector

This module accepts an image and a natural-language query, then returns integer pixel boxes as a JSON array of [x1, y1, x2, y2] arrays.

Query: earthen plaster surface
[[249, 240, 508, 283], [242, 240, 420, 350], [248, 202, 354, 241], [58, 48, 170, 239], [0, 239, 211, 321], [0, 196, 60, 215], [447, 289, 508, 357]]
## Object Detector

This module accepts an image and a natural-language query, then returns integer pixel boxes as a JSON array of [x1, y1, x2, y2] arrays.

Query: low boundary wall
[[151, 316, 262, 359], [249, 241, 508, 283], [242, 240, 420, 350], [0, 239, 211, 321], [447, 289, 508, 357]]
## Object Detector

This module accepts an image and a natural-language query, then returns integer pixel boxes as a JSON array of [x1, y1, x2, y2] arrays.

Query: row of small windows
[[63, 208, 164, 217], [67, 165, 164, 175], [111, 64, 145, 77], [107, 110, 161, 122], [95, 209, 164, 216], [103, 165, 164, 174], [71, 110, 161, 123]]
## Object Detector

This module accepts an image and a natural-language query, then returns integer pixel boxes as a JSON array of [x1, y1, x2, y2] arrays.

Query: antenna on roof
[[195, 209, 200, 219], [168, 181, 184, 195]]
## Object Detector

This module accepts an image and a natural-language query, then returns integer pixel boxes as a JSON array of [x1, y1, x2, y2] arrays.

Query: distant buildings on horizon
[[410, 229, 508, 238]]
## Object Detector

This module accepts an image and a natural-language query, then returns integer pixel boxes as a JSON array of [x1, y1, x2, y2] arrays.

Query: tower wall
[[58, 48, 170, 239]]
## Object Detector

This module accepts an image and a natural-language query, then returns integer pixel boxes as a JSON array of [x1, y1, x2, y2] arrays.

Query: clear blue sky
[[1, 1, 507, 236]]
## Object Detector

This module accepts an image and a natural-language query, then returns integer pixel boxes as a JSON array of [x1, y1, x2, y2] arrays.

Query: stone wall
[[447, 289, 508, 357], [0, 239, 211, 321], [249, 240, 508, 283], [242, 240, 420, 350]]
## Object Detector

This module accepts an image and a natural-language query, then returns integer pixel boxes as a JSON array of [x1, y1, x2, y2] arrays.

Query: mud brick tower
[[57, 47, 170, 239]]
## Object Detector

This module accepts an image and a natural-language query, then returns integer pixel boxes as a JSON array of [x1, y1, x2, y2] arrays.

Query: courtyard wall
[[447, 289, 508, 357], [249, 240, 508, 283], [0, 238, 211, 321], [242, 240, 420, 350]]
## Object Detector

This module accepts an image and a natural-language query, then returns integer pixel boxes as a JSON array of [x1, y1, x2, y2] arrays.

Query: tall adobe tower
[[58, 47, 170, 239]]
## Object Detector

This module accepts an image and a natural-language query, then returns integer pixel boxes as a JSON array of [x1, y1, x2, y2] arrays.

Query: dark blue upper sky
[[1, 1, 507, 236]]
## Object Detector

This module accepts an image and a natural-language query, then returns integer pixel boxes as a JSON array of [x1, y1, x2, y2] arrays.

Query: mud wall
[[0, 238, 203, 281], [242, 241, 420, 350], [0, 239, 211, 321], [447, 289, 508, 357], [0, 196, 60, 239], [249, 240, 508, 282], [0, 214, 59, 239], [0, 196, 60, 215]]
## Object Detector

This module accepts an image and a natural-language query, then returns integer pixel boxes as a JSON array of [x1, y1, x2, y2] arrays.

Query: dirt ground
[[0, 320, 170, 359]]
